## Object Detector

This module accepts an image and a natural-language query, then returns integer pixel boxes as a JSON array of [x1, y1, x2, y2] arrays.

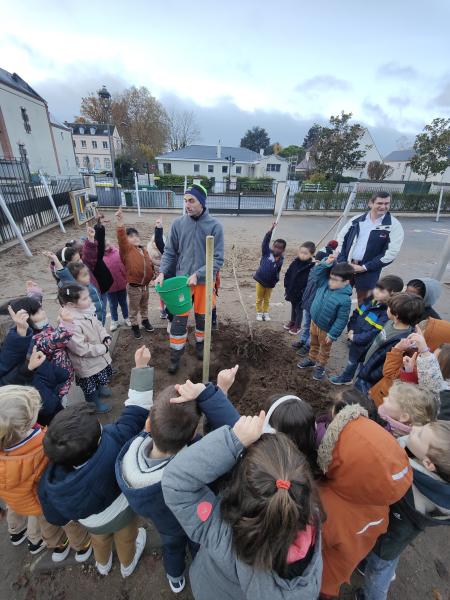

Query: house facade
[[0, 67, 78, 176], [156, 144, 288, 182], [67, 123, 123, 172], [384, 149, 450, 184]]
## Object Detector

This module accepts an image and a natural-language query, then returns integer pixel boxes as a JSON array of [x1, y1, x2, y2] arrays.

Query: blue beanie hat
[[186, 183, 207, 207]]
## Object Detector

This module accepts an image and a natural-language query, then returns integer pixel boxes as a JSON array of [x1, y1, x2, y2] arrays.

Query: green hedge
[[292, 192, 450, 212], [155, 175, 214, 191]]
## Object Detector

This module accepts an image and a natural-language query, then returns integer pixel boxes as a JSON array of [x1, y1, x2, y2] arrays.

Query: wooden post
[[336, 182, 358, 235], [202, 235, 214, 383], [0, 191, 33, 257], [134, 171, 141, 216], [436, 186, 444, 223], [183, 176, 187, 215], [271, 183, 289, 242]]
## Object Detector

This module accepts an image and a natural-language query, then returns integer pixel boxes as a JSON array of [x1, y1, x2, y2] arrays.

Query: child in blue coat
[[253, 223, 286, 322]]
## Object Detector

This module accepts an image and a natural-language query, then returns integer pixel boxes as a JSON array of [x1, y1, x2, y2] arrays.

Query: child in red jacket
[[103, 240, 131, 332]]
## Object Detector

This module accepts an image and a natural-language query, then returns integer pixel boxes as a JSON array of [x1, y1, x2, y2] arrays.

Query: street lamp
[[225, 155, 235, 191], [98, 85, 117, 189]]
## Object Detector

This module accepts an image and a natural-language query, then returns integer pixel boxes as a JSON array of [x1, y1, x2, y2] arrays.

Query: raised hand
[[155, 218, 163, 228], [170, 380, 206, 403], [407, 326, 428, 353], [217, 365, 239, 394], [115, 207, 124, 223], [86, 225, 95, 241], [232, 411, 266, 448], [135, 345, 151, 368], [395, 337, 414, 352], [28, 346, 46, 370], [8, 305, 29, 337], [403, 352, 418, 373], [326, 254, 335, 265]]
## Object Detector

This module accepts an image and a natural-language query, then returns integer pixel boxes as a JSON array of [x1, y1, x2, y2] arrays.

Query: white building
[[67, 123, 123, 172], [384, 149, 450, 184], [156, 144, 288, 182], [0, 67, 78, 176]]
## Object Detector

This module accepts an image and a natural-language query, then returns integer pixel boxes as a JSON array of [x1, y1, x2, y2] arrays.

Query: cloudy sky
[[1, 0, 449, 155]]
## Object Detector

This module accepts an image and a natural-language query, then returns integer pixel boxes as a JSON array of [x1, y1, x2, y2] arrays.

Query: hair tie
[[66, 288, 70, 295], [276, 479, 291, 490]]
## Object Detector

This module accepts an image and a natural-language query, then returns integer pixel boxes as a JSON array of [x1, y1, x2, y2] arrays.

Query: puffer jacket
[[317, 405, 412, 596], [310, 260, 352, 340], [117, 225, 153, 286], [64, 309, 111, 379], [348, 296, 389, 363], [103, 246, 127, 293], [0, 426, 48, 516], [253, 231, 284, 289], [284, 258, 314, 303]]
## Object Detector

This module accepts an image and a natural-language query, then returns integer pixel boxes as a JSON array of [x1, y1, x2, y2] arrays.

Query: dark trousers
[[159, 533, 198, 578], [289, 300, 303, 328], [108, 289, 129, 322]]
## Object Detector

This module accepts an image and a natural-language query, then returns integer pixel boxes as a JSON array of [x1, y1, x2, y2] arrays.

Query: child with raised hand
[[298, 255, 354, 381], [283, 241, 316, 335], [254, 223, 286, 322], [115, 208, 154, 340], [147, 218, 168, 320], [57, 284, 112, 413], [0, 385, 91, 563], [38, 345, 154, 579], [103, 238, 130, 331], [82, 221, 113, 325], [49, 241, 82, 284], [162, 412, 324, 600], [116, 368, 239, 594], [361, 421, 450, 600]]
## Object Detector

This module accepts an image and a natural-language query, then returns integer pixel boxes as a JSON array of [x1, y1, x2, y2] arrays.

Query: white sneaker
[[96, 552, 113, 576], [52, 540, 71, 563], [167, 574, 186, 593], [124, 318, 132, 327], [110, 321, 119, 332], [264, 313, 271, 321], [120, 527, 146, 578], [256, 313, 263, 321], [75, 542, 93, 563]]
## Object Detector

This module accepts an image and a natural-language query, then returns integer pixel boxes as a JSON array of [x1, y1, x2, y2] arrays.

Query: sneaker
[[96, 552, 113, 576], [313, 366, 325, 381], [160, 310, 168, 320], [52, 538, 70, 563], [10, 528, 27, 546], [283, 321, 294, 330], [291, 340, 304, 349], [297, 358, 315, 369], [75, 541, 93, 563], [167, 574, 186, 594], [132, 325, 142, 340], [289, 326, 301, 335], [329, 374, 353, 386], [263, 313, 271, 321], [120, 527, 147, 578], [99, 385, 112, 397], [28, 539, 46, 555], [142, 319, 154, 333], [256, 313, 263, 321], [110, 321, 119, 332], [297, 346, 309, 356], [124, 318, 132, 327]]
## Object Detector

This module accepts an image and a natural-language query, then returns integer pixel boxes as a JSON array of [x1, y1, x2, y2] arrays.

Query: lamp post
[[225, 155, 235, 191], [98, 85, 117, 189]]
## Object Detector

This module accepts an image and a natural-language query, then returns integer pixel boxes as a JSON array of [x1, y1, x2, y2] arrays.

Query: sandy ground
[[0, 212, 449, 599]]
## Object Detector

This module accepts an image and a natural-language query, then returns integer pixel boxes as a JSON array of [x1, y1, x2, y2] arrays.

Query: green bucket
[[156, 276, 192, 315]]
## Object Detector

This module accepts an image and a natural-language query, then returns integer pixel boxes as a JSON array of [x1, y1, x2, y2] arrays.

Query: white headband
[[263, 395, 305, 434], [61, 247, 67, 263]]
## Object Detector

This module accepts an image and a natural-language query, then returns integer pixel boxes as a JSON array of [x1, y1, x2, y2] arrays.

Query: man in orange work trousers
[[155, 184, 224, 374]]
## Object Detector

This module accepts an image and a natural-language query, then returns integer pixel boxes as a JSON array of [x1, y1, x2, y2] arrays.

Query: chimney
[[259, 148, 264, 157], [217, 140, 221, 159]]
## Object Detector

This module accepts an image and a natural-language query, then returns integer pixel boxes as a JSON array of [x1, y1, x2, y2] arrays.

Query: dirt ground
[[0, 212, 449, 599]]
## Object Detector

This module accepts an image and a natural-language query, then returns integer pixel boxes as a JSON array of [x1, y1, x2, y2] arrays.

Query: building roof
[[0, 68, 46, 103], [295, 154, 316, 171], [49, 113, 71, 131], [384, 149, 415, 162], [67, 123, 116, 136], [156, 144, 262, 162]]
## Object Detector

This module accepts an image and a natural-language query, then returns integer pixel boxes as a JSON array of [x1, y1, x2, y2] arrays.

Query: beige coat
[[65, 310, 112, 379]]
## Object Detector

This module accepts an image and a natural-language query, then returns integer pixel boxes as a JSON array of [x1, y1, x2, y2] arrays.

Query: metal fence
[[0, 158, 83, 245]]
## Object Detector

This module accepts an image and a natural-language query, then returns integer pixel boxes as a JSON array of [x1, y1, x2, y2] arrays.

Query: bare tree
[[166, 109, 200, 151], [367, 161, 394, 181]]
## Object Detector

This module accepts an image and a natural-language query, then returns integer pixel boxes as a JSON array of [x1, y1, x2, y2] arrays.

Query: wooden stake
[[231, 245, 253, 340], [202, 235, 214, 383]]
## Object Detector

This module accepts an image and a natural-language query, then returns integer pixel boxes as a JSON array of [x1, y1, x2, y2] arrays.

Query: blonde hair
[[389, 381, 437, 426], [428, 421, 450, 482], [0, 386, 41, 450]]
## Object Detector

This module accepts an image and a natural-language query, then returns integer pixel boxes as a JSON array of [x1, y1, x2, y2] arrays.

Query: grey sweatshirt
[[159, 209, 224, 284], [162, 426, 323, 600]]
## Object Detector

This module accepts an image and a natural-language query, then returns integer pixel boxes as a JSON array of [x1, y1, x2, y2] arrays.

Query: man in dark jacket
[[283, 241, 315, 335], [337, 192, 404, 304], [253, 223, 286, 322]]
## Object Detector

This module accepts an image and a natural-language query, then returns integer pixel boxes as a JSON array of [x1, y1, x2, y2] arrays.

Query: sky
[[1, 0, 450, 155]]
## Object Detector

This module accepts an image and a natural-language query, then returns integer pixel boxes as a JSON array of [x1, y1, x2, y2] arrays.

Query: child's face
[[328, 274, 346, 290], [298, 247, 313, 261], [387, 306, 394, 321], [76, 266, 91, 286], [29, 307, 48, 328], [407, 423, 436, 463], [272, 242, 285, 257], [374, 286, 390, 303], [127, 233, 141, 247], [381, 393, 409, 423], [73, 289, 92, 311], [70, 252, 81, 263], [406, 285, 421, 297]]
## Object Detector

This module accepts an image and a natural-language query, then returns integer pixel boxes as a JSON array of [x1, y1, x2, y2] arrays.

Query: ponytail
[[58, 283, 86, 306]]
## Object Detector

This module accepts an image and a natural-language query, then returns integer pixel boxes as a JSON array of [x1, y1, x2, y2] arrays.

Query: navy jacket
[[347, 296, 389, 363], [357, 329, 411, 386], [253, 231, 284, 289], [309, 261, 352, 340], [115, 384, 239, 536], [284, 258, 314, 304]]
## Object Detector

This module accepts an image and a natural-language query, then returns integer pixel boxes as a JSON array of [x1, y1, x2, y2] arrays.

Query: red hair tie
[[276, 479, 291, 490]]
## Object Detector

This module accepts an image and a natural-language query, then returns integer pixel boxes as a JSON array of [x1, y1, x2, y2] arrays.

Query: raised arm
[[82, 226, 98, 272], [159, 221, 180, 277], [94, 223, 106, 262], [154, 219, 165, 254]]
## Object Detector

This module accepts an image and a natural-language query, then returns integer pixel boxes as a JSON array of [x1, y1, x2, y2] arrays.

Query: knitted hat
[[327, 240, 338, 250], [186, 183, 208, 207], [376, 275, 404, 293]]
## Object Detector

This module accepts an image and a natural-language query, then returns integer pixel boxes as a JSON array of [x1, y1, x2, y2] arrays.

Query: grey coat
[[159, 210, 224, 284], [162, 426, 323, 600]]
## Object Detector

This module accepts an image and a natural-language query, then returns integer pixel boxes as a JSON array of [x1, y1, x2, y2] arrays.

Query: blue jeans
[[108, 289, 129, 322], [100, 293, 108, 325], [299, 309, 311, 345], [363, 551, 400, 600], [159, 533, 198, 578]]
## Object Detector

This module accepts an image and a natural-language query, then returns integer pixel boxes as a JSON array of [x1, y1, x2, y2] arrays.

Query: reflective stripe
[[356, 519, 384, 535], [364, 315, 383, 330], [195, 330, 205, 337], [392, 466, 409, 481], [170, 336, 187, 345]]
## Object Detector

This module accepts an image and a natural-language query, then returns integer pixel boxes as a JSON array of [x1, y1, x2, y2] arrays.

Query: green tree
[[240, 126, 271, 154], [303, 124, 321, 149], [278, 144, 305, 162], [367, 160, 394, 181], [314, 112, 366, 179], [410, 118, 450, 181]]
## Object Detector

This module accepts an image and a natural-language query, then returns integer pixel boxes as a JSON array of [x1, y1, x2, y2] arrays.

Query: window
[[104, 158, 111, 169], [93, 158, 100, 169], [222, 165, 228, 174], [81, 140, 87, 148], [90, 127, 96, 135], [163, 163, 172, 174], [103, 141, 108, 149], [79, 127, 84, 134], [92, 141, 98, 148], [194, 163, 200, 173], [208, 164, 214, 173], [21, 107, 31, 133], [266, 163, 281, 172], [236, 166, 242, 174]]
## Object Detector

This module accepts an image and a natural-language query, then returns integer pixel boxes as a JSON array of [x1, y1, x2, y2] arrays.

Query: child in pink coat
[[103, 240, 130, 332]]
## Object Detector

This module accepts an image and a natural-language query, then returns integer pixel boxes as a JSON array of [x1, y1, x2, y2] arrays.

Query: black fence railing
[[0, 158, 83, 245]]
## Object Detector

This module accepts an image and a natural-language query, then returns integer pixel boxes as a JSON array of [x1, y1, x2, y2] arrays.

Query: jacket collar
[[354, 211, 392, 226]]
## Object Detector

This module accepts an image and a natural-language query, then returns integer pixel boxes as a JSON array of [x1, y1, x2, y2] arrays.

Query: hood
[[116, 433, 170, 494], [421, 278, 442, 308], [412, 462, 450, 520], [318, 405, 412, 505], [0, 429, 47, 492], [424, 318, 450, 352]]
